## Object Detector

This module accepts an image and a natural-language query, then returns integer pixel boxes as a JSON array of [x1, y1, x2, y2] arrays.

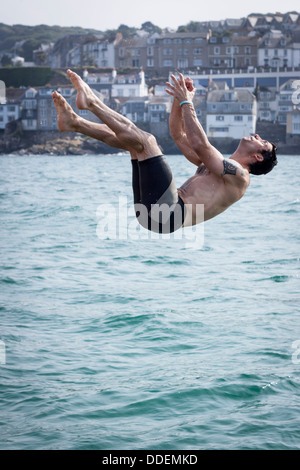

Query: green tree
[[141, 21, 162, 34], [117, 24, 137, 39], [1, 54, 12, 66]]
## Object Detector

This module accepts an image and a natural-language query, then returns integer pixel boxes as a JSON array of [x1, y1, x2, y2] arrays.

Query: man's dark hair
[[249, 143, 278, 175]]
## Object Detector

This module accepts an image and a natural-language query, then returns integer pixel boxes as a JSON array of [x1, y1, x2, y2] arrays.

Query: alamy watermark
[[96, 196, 204, 249], [0, 340, 6, 365], [0, 80, 6, 105], [292, 80, 300, 105], [292, 340, 300, 364]]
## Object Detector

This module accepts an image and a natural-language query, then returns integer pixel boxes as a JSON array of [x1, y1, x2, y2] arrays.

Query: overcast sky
[[2, 0, 298, 31]]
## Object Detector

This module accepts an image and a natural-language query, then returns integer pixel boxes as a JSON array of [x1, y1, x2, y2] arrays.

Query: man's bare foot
[[67, 69, 96, 110], [52, 90, 80, 132]]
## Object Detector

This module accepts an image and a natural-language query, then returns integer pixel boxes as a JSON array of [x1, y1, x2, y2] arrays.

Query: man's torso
[[178, 164, 249, 226]]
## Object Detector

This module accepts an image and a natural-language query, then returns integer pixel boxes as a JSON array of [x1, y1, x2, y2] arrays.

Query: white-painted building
[[67, 39, 116, 68], [207, 89, 257, 139], [278, 79, 296, 124], [257, 30, 293, 68], [111, 69, 148, 98]]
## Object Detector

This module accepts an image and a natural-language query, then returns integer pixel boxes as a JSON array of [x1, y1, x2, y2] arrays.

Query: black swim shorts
[[131, 155, 186, 233]]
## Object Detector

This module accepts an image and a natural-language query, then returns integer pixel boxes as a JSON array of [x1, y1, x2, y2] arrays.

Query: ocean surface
[[0, 153, 299, 450]]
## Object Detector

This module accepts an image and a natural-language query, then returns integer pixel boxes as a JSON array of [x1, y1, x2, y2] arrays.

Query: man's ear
[[253, 153, 264, 162]]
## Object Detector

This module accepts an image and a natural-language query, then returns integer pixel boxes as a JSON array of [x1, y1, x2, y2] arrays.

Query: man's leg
[[52, 90, 145, 221], [52, 91, 129, 151], [66, 69, 162, 160]]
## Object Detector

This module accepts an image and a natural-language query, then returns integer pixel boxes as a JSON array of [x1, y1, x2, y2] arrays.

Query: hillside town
[[0, 11, 300, 155]]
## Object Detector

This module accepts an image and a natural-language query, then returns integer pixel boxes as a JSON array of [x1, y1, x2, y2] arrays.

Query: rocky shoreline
[[0, 128, 299, 156]]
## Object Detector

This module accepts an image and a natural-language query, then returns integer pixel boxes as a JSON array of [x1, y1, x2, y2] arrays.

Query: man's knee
[[141, 132, 161, 154]]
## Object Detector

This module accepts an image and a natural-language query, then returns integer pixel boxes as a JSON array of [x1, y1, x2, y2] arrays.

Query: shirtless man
[[52, 70, 277, 234]]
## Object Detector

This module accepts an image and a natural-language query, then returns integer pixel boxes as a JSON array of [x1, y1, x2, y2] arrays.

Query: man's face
[[239, 134, 273, 154]]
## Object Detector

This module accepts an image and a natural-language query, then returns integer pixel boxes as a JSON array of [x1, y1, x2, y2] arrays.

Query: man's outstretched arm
[[166, 73, 248, 187], [166, 73, 225, 175]]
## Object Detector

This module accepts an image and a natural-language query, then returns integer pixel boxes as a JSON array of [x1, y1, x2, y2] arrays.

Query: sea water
[[0, 154, 299, 450]]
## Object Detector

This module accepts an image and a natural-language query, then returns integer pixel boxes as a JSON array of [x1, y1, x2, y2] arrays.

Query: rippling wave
[[0, 154, 300, 450]]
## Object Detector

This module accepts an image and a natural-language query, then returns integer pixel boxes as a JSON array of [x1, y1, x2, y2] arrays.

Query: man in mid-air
[[52, 70, 277, 234]]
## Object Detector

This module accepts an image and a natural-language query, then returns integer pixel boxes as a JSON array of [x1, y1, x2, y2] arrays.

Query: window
[[214, 47, 220, 54], [163, 48, 173, 56], [222, 37, 229, 43], [216, 115, 224, 121], [174, 38, 182, 44], [293, 123, 300, 131], [193, 59, 203, 66], [210, 37, 217, 43], [177, 58, 188, 68], [163, 59, 173, 66], [147, 47, 154, 56], [264, 49, 268, 56], [226, 47, 232, 54], [209, 126, 229, 132], [234, 115, 243, 121], [248, 116, 253, 121], [147, 58, 154, 67], [163, 38, 172, 44], [245, 46, 251, 54], [193, 48, 202, 55]]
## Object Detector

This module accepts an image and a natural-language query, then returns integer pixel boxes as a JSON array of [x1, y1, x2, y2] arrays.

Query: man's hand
[[185, 77, 194, 92], [166, 73, 196, 103]]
